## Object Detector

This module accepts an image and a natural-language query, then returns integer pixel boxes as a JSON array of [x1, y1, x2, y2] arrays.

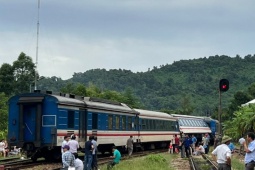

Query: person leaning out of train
[[62, 136, 70, 154], [193, 142, 205, 156], [68, 134, 79, 157], [243, 132, 255, 170], [62, 145, 75, 169], [212, 135, 232, 170]]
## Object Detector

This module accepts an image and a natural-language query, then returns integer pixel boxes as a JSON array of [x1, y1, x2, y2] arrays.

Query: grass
[[232, 156, 245, 170], [99, 153, 177, 170]]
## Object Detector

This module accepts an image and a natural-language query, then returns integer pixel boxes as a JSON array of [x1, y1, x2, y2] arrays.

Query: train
[[7, 91, 218, 161]]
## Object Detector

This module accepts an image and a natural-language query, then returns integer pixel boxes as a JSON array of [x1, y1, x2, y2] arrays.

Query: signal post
[[218, 79, 229, 143]]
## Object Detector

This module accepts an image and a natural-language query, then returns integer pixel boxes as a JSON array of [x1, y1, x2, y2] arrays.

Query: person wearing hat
[[243, 132, 255, 170], [211, 135, 232, 170], [62, 145, 75, 169]]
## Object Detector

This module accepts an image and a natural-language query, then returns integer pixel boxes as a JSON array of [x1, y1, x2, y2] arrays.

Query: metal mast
[[34, 0, 40, 90]]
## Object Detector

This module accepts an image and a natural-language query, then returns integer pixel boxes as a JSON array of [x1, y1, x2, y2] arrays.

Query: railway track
[[0, 149, 168, 170], [189, 154, 218, 170]]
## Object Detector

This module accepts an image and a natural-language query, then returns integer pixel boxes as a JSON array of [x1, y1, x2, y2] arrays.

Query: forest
[[1, 52, 255, 139]]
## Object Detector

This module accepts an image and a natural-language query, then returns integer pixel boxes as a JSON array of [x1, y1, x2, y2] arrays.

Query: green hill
[[39, 54, 255, 115]]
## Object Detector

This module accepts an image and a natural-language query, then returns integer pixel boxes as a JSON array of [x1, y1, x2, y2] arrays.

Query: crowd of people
[[61, 134, 125, 170], [5, 131, 255, 170], [171, 131, 255, 170]]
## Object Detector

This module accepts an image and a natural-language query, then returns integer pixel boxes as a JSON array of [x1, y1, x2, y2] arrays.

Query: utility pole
[[34, 0, 40, 90]]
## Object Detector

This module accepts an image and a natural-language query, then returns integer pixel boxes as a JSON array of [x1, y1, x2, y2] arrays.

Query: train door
[[23, 105, 37, 141], [92, 113, 98, 137], [78, 109, 87, 141]]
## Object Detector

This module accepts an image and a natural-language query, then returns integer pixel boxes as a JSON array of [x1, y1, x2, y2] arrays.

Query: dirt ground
[[170, 155, 190, 170]]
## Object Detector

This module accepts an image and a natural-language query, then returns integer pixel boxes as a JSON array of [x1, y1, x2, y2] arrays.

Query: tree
[[224, 105, 255, 139], [0, 92, 8, 139], [248, 83, 255, 98], [0, 63, 14, 95], [228, 91, 251, 117], [13, 52, 36, 93]]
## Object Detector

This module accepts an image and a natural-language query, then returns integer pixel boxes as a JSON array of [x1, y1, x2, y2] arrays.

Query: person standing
[[84, 136, 94, 170], [239, 136, 245, 155], [169, 140, 173, 154], [203, 134, 209, 154], [173, 134, 180, 153], [68, 134, 79, 157], [107, 146, 121, 170], [211, 135, 232, 170], [61, 145, 75, 169], [179, 139, 184, 158], [91, 136, 98, 170], [62, 136, 70, 154], [183, 135, 192, 157], [191, 135, 197, 152], [243, 132, 255, 170], [126, 136, 133, 157]]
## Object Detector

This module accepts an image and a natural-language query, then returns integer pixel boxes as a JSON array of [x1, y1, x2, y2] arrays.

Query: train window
[[149, 119, 154, 130], [116, 116, 120, 130], [128, 117, 132, 130], [92, 113, 98, 129], [195, 120, 199, 126], [145, 119, 148, 130], [122, 116, 126, 130], [142, 119, 146, 130], [42, 115, 56, 127], [135, 116, 139, 130], [155, 120, 158, 130], [68, 111, 75, 128], [108, 115, 113, 130]]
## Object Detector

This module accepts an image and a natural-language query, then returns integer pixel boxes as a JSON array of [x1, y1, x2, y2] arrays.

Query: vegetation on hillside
[[1, 52, 255, 138]]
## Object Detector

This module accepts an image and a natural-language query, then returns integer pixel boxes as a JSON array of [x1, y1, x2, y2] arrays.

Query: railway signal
[[219, 79, 229, 92]]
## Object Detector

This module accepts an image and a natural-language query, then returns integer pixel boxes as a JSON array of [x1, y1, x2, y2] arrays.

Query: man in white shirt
[[239, 136, 245, 155], [61, 136, 70, 154], [212, 135, 232, 170], [68, 134, 79, 157]]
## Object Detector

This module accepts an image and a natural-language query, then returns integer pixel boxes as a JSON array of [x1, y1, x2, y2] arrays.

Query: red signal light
[[219, 79, 229, 92]]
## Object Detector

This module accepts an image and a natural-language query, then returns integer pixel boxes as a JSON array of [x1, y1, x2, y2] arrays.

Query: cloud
[[0, 0, 255, 80]]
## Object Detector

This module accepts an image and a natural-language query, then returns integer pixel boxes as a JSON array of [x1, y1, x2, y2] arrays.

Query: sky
[[0, 0, 255, 80]]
